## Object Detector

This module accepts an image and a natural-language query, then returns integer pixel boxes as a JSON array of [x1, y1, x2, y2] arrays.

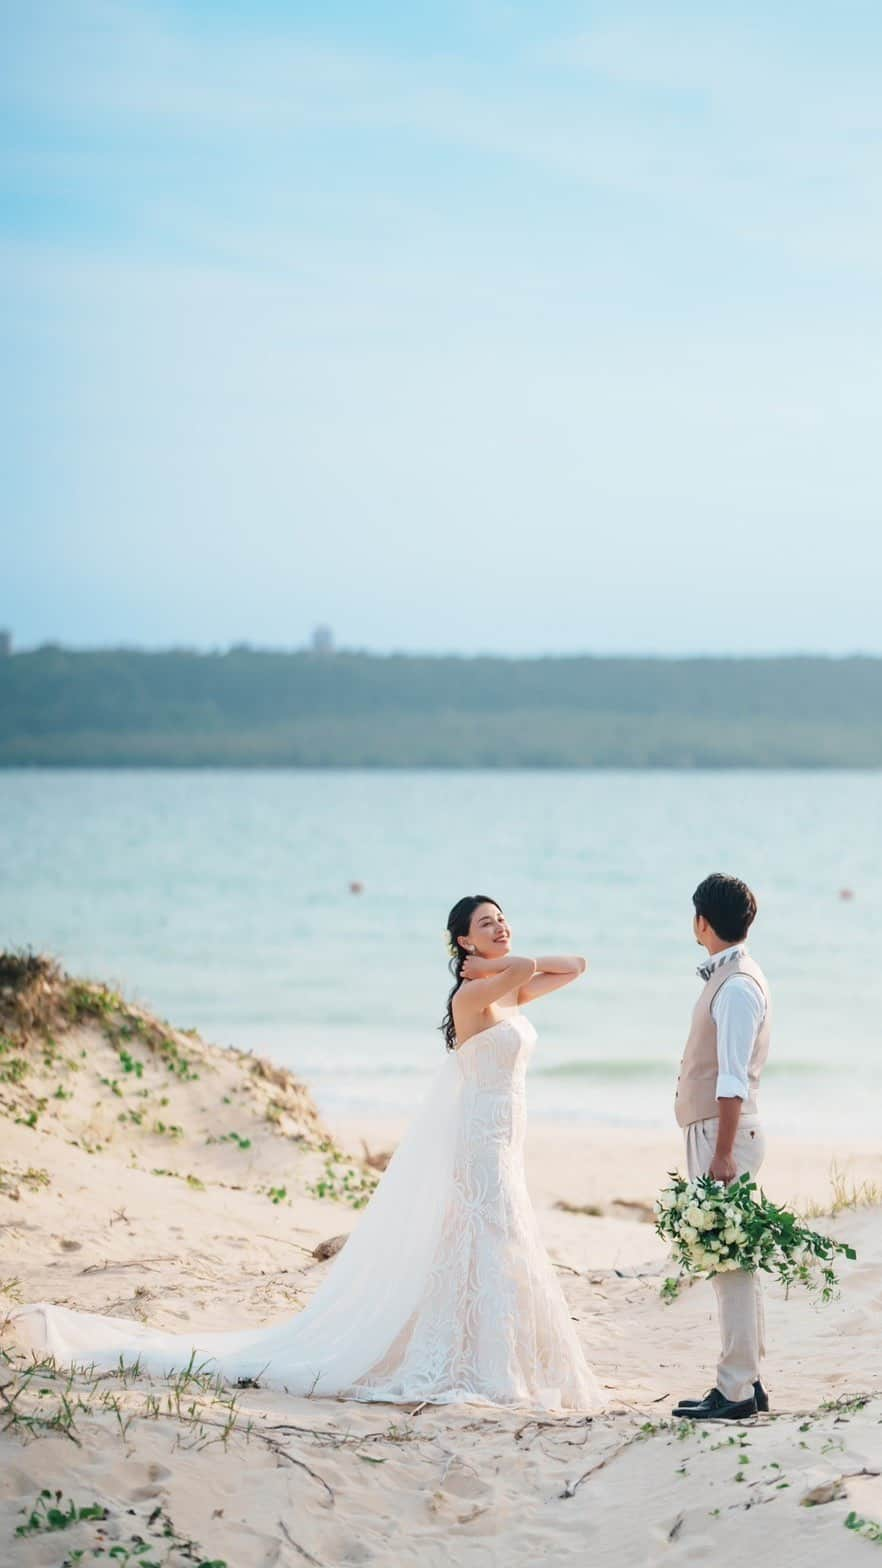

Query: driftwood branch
[[515, 1416, 593, 1447], [179, 1414, 335, 1506], [253, 1430, 335, 1505], [279, 1517, 325, 1565], [560, 1428, 649, 1498]]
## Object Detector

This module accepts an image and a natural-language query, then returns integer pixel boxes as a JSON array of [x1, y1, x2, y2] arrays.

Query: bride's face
[[466, 902, 511, 959]]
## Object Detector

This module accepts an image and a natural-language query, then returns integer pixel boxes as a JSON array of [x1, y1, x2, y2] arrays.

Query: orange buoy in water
[[349, 880, 364, 895], [839, 888, 855, 901]]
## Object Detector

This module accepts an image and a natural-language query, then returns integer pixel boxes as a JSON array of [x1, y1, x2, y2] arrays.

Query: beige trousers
[[685, 1115, 767, 1404]]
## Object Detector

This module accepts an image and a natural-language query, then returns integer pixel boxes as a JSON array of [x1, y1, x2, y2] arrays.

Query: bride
[[13, 895, 602, 1411]]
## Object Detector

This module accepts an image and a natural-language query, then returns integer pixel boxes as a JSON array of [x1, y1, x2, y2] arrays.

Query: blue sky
[[3, 1, 881, 655]]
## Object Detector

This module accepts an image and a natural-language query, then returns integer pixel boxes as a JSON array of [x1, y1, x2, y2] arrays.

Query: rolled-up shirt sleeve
[[711, 975, 766, 1100]]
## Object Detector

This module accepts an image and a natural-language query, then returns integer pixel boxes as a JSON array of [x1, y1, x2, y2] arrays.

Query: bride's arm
[[518, 955, 587, 1004], [456, 954, 537, 1016]]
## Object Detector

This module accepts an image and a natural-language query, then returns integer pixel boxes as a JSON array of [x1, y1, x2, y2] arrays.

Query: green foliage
[[3, 648, 882, 766], [68, 981, 123, 1021], [845, 1511, 882, 1544], [0, 1050, 29, 1084], [151, 1168, 205, 1188], [820, 1393, 871, 1414], [15, 1102, 46, 1128], [68, 980, 200, 1085], [217, 1130, 252, 1151], [16, 1490, 107, 1536], [14, 1488, 228, 1566], [307, 1142, 380, 1209]]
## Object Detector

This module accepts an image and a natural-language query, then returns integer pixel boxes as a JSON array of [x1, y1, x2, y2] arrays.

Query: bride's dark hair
[[440, 894, 502, 1051]]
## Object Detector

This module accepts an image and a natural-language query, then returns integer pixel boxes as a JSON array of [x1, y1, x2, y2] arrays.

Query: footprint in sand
[[126, 1460, 173, 1502]]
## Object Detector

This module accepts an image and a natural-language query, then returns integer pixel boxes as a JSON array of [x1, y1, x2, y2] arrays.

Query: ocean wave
[[298, 1056, 834, 1083], [534, 1058, 831, 1079]]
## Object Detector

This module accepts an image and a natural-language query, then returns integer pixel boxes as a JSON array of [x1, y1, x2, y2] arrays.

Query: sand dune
[[2, 957, 882, 1565]]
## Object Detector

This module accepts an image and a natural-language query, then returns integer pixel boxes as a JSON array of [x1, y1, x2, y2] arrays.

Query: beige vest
[[674, 950, 771, 1128]]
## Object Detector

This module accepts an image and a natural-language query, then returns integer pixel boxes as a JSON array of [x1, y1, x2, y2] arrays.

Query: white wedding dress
[[13, 1014, 601, 1411]]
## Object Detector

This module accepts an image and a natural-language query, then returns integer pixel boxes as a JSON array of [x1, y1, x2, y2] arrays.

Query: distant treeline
[[1, 647, 881, 767]]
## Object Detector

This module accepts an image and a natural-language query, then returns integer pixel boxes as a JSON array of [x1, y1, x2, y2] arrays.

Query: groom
[[672, 872, 771, 1422]]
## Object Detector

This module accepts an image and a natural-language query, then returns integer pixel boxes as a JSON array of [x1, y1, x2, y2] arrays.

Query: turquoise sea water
[[1, 769, 879, 1136]]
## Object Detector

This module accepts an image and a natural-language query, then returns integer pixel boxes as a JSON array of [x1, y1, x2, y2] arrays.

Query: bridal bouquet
[[655, 1172, 856, 1303]]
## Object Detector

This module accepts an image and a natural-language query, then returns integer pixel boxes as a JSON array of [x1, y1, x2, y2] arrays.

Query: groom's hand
[[709, 1150, 737, 1184]]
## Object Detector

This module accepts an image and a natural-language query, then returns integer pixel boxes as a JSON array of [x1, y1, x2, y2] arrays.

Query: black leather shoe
[[673, 1386, 758, 1421], [676, 1380, 768, 1414]]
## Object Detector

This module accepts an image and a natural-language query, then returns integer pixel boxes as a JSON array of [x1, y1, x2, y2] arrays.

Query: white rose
[[685, 1205, 704, 1228], [680, 1224, 698, 1243]]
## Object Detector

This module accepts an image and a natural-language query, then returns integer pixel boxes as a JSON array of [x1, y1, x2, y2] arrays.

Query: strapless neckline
[[454, 1014, 533, 1054]]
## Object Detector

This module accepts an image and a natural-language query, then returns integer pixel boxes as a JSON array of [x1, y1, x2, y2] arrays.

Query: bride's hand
[[461, 954, 492, 980]]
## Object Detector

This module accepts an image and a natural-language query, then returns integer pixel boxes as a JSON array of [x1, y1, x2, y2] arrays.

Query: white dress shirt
[[705, 945, 767, 1102]]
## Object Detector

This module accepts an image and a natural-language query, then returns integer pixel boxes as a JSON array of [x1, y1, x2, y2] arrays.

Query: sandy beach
[[2, 960, 882, 1566]]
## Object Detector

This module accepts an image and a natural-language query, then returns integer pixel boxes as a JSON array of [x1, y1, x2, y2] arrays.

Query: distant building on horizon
[[0, 629, 11, 657], [311, 625, 334, 656]]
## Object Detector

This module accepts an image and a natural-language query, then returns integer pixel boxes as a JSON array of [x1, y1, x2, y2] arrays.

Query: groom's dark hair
[[693, 873, 757, 943]]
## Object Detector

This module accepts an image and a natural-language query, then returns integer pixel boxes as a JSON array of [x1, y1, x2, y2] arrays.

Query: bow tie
[[696, 948, 743, 983]]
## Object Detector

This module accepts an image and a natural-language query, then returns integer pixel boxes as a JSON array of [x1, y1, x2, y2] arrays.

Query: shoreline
[[296, 1053, 880, 1143]]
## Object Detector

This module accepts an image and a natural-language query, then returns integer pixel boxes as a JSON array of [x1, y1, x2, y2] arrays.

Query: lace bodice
[[454, 1013, 537, 1089]]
